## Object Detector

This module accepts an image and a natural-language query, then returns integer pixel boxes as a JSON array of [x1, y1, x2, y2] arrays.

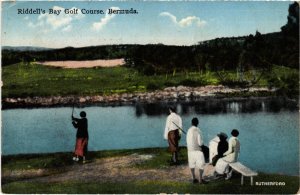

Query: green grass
[[2, 147, 192, 171], [2, 147, 184, 171], [2, 148, 299, 194], [2, 63, 217, 98], [2, 62, 298, 98], [2, 174, 299, 194], [2, 153, 74, 170]]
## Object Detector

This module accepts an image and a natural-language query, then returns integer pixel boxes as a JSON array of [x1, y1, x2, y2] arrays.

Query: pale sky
[[1, 1, 291, 48]]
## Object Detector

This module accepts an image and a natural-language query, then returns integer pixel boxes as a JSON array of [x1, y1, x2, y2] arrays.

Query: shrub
[[268, 72, 299, 97], [178, 79, 205, 87], [164, 81, 176, 87], [146, 83, 160, 90], [221, 80, 249, 88]]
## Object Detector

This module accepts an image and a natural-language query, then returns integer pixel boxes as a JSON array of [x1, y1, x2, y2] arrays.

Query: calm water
[[2, 98, 299, 175]]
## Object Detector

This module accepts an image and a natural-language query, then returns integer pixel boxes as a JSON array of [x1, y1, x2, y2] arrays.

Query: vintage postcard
[[1, 1, 299, 194]]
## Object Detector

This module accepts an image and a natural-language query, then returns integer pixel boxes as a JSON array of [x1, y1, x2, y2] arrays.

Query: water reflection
[[134, 98, 298, 117]]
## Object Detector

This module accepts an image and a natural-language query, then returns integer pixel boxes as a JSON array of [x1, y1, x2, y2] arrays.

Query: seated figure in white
[[215, 129, 240, 180]]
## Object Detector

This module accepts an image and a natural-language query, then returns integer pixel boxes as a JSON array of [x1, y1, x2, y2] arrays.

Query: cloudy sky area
[[2, 1, 291, 48]]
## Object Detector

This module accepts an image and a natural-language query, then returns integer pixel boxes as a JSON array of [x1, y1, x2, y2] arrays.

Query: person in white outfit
[[164, 107, 182, 165], [186, 117, 208, 184], [215, 129, 240, 180]]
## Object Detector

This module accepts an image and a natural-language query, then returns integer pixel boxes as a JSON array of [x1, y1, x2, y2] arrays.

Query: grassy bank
[[2, 62, 298, 98], [2, 63, 216, 98], [2, 148, 299, 194]]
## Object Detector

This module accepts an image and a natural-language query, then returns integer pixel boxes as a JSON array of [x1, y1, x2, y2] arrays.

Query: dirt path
[[4, 154, 216, 183]]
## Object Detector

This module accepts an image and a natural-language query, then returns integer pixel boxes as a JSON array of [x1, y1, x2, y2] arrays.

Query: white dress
[[215, 136, 240, 174]]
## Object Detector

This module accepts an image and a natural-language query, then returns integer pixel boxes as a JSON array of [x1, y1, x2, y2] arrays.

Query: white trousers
[[188, 150, 205, 169]]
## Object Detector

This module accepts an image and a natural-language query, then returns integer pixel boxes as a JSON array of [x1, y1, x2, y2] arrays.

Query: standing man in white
[[186, 117, 208, 184], [164, 106, 182, 165]]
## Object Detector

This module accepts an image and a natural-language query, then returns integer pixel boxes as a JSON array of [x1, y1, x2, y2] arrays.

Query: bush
[[142, 64, 156, 76], [146, 83, 160, 90], [164, 81, 176, 87], [178, 79, 205, 87], [268, 72, 299, 97], [221, 80, 249, 88]]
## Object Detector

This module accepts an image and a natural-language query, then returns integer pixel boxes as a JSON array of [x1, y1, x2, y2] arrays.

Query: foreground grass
[[3, 176, 299, 194], [2, 62, 298, 98], [2, 148, 299, 194]]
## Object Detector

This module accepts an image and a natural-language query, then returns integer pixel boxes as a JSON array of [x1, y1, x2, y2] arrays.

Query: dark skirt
[[168, 129, 180, 152]]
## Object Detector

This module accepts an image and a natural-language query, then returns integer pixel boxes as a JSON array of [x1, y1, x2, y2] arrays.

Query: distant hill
[[2, 46, 53, 52]]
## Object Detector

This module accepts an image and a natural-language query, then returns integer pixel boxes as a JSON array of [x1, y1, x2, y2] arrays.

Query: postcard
[[1, 1, 299, 194]]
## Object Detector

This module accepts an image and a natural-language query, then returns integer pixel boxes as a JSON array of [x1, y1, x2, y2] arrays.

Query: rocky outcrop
[[2, 85, 275, 108]]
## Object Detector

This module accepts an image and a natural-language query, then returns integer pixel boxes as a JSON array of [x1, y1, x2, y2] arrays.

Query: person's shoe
[[169, 161, 177, 166], [199, 179, 208, 184], [225, 171, 232, 180], [169, 160, 179, 166], [215, 173, 225, 179], [225, 175, 231, 180], [72, 157, 78, 161], [192, 179, 199, 184]]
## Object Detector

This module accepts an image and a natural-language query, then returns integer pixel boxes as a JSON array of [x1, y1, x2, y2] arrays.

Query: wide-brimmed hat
[[217, 132, 228, 139]]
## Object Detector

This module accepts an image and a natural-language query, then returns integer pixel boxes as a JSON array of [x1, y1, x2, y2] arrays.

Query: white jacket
[[186, 126, 203, 151], [164, 112, 182, 140], [223, 136, 240, 163]]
